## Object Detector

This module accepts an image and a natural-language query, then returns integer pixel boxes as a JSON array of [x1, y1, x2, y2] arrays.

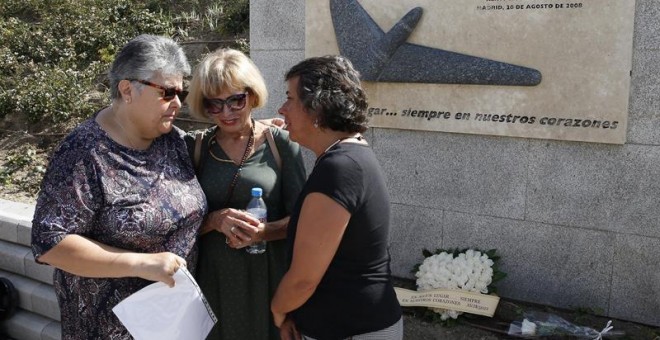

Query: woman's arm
[[271, 192, 350, 325], [38, 235, 186, 287]]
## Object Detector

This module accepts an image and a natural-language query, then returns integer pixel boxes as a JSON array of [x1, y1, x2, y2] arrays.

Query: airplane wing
[[329, 0, 542, 86], [377, 42, 542, 86]]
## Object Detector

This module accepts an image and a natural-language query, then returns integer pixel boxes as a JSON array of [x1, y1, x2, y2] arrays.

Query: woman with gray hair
[[31, 34, 207, 339], [271, 55, 402, 340]]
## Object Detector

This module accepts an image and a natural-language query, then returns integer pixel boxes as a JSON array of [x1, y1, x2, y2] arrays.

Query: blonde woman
[[186, 48, 306, 340]]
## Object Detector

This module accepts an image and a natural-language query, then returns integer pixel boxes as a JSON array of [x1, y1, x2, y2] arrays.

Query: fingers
[[136, 252, 186, 287]]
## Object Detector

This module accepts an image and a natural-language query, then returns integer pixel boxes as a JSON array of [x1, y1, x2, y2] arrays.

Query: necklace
[[314, 134, 364, 167], [207, 121, 255, 165], [208, 120, 256, 207]]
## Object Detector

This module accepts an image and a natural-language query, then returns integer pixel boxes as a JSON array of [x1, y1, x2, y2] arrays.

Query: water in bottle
[[246, 187, 267, 254]]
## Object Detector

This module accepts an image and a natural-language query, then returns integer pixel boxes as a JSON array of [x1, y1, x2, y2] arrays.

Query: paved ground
[[401, 299, 660, 340], [404, 315, 502, 340]]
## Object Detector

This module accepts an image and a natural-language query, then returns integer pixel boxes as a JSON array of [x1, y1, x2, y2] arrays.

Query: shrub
[[0, 0, 175, 126]]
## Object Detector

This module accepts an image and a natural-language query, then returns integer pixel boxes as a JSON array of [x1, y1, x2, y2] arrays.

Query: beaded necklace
[[208, 120, 255, 206]]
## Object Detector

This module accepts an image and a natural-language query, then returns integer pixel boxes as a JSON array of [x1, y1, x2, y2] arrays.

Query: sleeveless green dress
[[185, 126, 306, 340]]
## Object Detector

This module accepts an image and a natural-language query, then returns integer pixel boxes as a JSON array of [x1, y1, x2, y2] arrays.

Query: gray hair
[[108, 34, 191, 99]]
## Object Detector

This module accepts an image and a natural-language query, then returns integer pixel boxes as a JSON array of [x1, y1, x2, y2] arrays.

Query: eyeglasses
[[127, 79, 188, 102], [203, 93, 248, 114]]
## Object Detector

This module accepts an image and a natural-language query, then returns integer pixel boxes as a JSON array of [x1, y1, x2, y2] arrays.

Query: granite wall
[[249, 0, 660, 326]]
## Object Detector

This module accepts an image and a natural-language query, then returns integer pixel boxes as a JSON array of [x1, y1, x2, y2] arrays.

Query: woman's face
[[204, 87, 253, 134], [279, 77, 314, 145], [130, 74, 185, 139]]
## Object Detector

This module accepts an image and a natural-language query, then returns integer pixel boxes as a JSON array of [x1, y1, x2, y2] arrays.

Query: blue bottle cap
[[251, 187, 263, 197]]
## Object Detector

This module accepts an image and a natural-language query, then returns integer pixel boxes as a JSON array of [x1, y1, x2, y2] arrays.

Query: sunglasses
[[127, 79, 188, 102], [203, 93, 248, 114]]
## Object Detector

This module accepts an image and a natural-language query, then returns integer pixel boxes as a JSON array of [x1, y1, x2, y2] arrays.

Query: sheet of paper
[[112, 267, 217, 340]]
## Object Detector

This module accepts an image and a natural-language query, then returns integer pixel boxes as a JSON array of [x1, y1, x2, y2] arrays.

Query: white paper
[[112, 267, 217, 340]]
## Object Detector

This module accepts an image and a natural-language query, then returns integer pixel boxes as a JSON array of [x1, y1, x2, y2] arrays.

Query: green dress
[[185, 125, 306, 340]]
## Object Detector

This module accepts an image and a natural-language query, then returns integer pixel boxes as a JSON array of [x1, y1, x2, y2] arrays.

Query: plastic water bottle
[[245, 187, 267, 254]]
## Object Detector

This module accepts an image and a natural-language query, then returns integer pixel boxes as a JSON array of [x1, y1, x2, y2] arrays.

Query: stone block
[[250, 49, 305, 120], [633, 0, 660, 50], [0, 270, 39, 313], [0, 218, 17, 244], [30, 283, 60, 321], [610, 234, 660, 327], [0, 240, 30, 275], [0, 198, 35, 223], [389, 203, 444, 279], [41, 321, 62, 340], [17, 222, 32, 247], [372, 128, 527, 220], [24, 252, 54, 285], [250, 0, 305, 51], [3, 309, 51, 340], [442, 211, 613, 311], [527, 141, 660, 238], [627, 49, 660, 145]]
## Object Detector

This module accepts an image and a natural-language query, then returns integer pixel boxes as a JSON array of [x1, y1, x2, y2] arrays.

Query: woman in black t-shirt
[[271, 55, 403, 340]]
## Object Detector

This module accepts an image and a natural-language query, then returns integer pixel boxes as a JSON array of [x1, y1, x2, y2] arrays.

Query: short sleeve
[[31, 138, 102, 262], [307, 150, 363, 213]]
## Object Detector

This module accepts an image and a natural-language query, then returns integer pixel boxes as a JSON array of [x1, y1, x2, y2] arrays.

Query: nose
[[170, 95, 183, 109], [277, 103, 286, 116]]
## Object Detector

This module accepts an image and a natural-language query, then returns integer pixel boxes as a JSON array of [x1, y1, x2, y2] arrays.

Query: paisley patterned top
[[31, 115, 207, 339]]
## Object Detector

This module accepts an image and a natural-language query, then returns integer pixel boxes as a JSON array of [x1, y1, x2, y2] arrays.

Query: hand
[[273, 311, 286, 327], [279, 316, 300, 340], [131, 252, 186, 287], [205, 208, 261, 248]]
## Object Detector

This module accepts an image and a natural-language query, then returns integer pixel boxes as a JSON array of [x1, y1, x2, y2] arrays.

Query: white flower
[[415, 249, 498, 320]]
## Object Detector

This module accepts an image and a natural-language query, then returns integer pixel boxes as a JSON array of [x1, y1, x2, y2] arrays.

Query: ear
[[118, 79, 133, 103], [246, 89, 258, 107]]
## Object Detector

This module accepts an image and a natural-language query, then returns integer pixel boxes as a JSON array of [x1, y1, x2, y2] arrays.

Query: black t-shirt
[[287, 142, 402, 340]]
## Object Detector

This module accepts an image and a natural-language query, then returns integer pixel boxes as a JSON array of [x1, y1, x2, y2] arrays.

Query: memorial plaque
[[306, 0, 635, 144]]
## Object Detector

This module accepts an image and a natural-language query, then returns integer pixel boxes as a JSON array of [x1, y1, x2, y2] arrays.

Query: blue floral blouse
[[31, 115, 207, 339]]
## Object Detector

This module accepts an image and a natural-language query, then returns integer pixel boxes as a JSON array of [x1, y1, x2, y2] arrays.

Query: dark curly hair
[[285, 55, 369, 133]]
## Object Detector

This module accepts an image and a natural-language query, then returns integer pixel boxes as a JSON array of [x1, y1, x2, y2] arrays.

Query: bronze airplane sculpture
[[330, 0, 542, 86]]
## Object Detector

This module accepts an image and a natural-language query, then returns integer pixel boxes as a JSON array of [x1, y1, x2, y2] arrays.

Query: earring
[[313, 120, 319, 128]]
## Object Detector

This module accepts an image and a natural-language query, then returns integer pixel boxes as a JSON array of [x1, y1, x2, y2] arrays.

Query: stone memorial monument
[[307, 0, 636, 144]]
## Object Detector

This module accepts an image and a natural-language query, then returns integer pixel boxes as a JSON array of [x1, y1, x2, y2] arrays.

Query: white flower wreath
[[414, 248, 505, 321]]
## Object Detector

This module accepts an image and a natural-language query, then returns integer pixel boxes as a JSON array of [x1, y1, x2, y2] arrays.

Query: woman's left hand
[[273, 311, 286, 328], [229, 218, 265, 248], [277, 315, 300, 340]]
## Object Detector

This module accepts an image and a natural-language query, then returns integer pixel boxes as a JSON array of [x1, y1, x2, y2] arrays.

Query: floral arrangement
[[413, 248, 506, 323]]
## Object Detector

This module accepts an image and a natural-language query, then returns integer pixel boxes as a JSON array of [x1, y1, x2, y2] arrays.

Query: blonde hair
[[188, 48, 268, 120]]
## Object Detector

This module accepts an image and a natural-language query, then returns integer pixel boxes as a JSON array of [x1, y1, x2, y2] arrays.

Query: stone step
[[0, 199, 60, 339], [0, 199, 34, 249], [2, 309, 61, 340], [0, 270, 59, 321], [0, 239, 54, 285]]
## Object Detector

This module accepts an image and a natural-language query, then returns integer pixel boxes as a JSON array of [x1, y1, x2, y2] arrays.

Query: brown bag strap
[[264, 127, 282, 171], [193, 131, 203, 172]]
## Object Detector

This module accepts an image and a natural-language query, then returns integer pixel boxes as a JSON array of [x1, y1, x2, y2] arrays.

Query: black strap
[[0, 277, 18, 320]]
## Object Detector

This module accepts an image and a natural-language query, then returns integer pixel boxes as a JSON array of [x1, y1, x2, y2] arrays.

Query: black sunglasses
[[203, 93, 248, 114], [127, 79, 188, 102]]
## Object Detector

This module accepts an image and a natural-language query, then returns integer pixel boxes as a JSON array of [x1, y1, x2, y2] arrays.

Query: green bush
[[0, 0, 175, 125]]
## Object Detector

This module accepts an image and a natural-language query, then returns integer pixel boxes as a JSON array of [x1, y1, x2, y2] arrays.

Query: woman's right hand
[[130, 252, 186, 288], [202, 208, 261, 248]]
